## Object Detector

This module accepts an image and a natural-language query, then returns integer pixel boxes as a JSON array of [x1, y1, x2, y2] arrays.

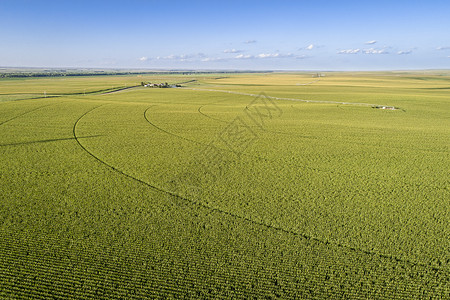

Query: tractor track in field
[[144, 105, 205, 146], [197, 104, 318, 139], [0, 102, 61, 126], [100, 85, 141, 95], [296, 79, 321, 86], [184, 86, 404, 111], [144, 105, 269, 162], [0, 94, 63, 103], [182, 87, 381, 107], [0, 135, 102, 147], [73, 105, 448, 276], [197, 106, 440, 154], [0, 85, 141, 126], [196, 101, 433, 154], [197, 104, 227, 124], [146, 105, 347, 177], [160, 103, 445, 193], [145, 105, 315, 165]]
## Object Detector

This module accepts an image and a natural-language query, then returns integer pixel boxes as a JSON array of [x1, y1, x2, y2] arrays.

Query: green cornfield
[[0, 72, 449, 298]]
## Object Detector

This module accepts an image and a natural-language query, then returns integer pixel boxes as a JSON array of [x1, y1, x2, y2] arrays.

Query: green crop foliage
[[0, 72, 449, 298]]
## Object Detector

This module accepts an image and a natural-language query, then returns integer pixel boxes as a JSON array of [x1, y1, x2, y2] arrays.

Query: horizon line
[[2, 66, 450, 73]]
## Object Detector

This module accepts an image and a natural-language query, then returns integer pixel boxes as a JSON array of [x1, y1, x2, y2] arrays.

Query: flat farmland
[[0, 72, 449, 298]]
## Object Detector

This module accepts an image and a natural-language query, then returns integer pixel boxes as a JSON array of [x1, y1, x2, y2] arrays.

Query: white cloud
[[337, 48, 388, 54], [363, 48, 389, 54], [224, 49, 242, 53], [234, 52, 299, 60], [201, 57, 227, 62], [397, 50, 412, 55], [365, 40, 377, 45], [257, 53, 294, 58], [154, 53, 225, 63], [179, 54, 195, 59], [258, 53, 296, 59], [157, 54, 173, 60], [235, 54, 254, 59], [257, 53, 276, 58], [338, 49, 361, 54], [244, 40, 257, 44], [300, 44, 324, 51], [139, 57, 148, 62], [156, 53, 206, 61], [437, 46, 450, 50], [152, 51, 306, 62]]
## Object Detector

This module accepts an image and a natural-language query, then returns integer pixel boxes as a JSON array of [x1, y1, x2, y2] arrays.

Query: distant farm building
[[373, 105, 398, 110], [141, 82, 181, 88], [312, 73, 325, 78]]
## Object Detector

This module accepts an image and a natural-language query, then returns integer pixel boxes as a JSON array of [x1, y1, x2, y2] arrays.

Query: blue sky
[[1, 0, 450, 70]]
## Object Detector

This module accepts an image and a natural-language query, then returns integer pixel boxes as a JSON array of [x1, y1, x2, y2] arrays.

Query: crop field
[[0, 72, 449, 298]]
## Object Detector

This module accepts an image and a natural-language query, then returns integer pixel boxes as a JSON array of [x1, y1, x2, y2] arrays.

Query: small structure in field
[[312, 73, 325, 78], [142, 82, 180, 88], [373, 105, 398, 110]]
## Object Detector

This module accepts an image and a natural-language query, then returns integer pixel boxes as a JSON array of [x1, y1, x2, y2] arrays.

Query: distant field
[[0, 72, 449, 298]]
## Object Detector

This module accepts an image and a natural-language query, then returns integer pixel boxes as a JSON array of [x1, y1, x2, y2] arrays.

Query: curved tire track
[[197, 105, 228, 124], [144, 105, 205, 145], [144, 106, 269, 162], [73, 105, 446, 275], [153, 104, 443, 194], [183, 87, 380, 106], [100, 85, 141, 95], [198, 103, 317, 139], [0, 102, 59, 126]]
